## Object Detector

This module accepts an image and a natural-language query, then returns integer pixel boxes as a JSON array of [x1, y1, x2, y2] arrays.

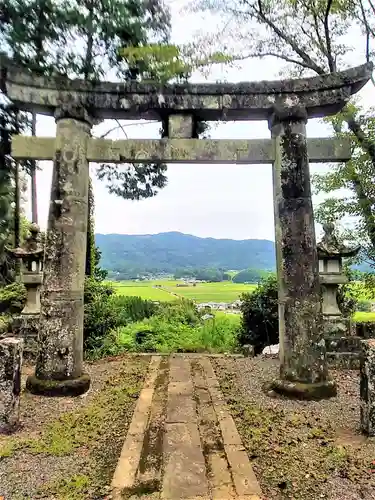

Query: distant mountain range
[[95, 232, 276, 275], [95, 231, 372, 276]]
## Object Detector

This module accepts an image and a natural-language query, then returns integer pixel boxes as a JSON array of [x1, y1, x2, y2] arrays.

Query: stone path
[[111, 355, 262, 499]]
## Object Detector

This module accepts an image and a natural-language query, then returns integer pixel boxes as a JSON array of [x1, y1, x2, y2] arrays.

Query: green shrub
[[90, 308, 240, 358], [239, 275, 279, 355], [116, 317, 199, 353], [84, 281, 160, 353], [84, 278, 117, 351], [0, 282, 26, 314], [158, 299, 201, 326], [109, 295, 159, 324], [84, 277, 114, 303], [356, 299, 372, 312], [0, 314, 11, 334], [198, 315, 240, 352]]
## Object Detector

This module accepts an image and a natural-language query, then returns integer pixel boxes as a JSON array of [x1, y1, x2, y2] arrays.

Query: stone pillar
[[26, 106, 92, 396], [360, 339, 375, 435], [0, 337, 23, 434], [167, 114, 194, 138], [269, 107, 336, 400]]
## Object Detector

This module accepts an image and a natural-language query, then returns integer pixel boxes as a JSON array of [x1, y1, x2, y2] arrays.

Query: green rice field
[[112, 280, 257, 303], [112, 281, 174, 301], [110, 280, 375, 323]]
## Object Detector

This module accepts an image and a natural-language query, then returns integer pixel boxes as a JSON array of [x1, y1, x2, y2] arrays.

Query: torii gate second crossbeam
[[12, 135, 351, 164]]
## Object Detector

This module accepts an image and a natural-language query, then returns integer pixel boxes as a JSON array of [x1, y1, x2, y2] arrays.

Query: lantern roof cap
[[317, 222, 360, 258], [7, 222, 44, 258]]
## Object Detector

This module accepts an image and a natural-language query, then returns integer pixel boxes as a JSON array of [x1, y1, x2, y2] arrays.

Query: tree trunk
[[85, 177, 94, 277], [351, 171, 375, 251], [14, 161, 20, 249], [344, 113, 375, 251], [83, 0, 95, 277], [31, 112, 38, 224], [346, 115, 375, 169]]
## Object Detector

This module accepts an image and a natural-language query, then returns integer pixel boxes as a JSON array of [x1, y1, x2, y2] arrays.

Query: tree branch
[[115, 119, 128, 139], [358, 0, 373, 63], [350, 170, 375, 251], [311, 8, 328, 58], [323, 0, 335, 71], [231, 50, 319, 72], [98, 120, 158, 138], [346, 114, 375, 166], [99, 125, 122, 138], [250, 0, 326, 74], [369, 0, 375, 16]]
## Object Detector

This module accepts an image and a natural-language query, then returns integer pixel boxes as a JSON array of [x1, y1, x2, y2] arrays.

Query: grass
[[39, 475, 91, 500], [353, 311, 375, 322], [101, 311, 241, 355], [111, 279, 257, 303]]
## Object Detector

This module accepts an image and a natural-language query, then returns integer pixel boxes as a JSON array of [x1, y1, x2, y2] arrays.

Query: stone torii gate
[[3, 58, 372, 398]]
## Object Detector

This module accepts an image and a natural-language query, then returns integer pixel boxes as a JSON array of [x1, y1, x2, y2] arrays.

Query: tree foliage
[[232, 268, 271, 283], [190, 0, 375, 266], [0, 0, 176, 282], [0, 0, 174, 207], [0, 88, 31, 283], [313, 106, 375, 266], [120, 43, 233, 83], [239, 274, 279, 354]]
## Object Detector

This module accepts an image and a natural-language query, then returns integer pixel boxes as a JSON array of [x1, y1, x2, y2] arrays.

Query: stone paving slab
[[163, 422, 209, 499], [112, 356, 161, 496], [111, 355, 262, 500]]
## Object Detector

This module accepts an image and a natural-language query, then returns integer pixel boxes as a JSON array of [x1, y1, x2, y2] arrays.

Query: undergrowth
[[88, 304, 241, 358]]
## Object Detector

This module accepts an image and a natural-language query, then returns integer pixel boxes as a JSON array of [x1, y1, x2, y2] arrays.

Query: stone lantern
[[10, 223, 44, 314], [317, 222, 360, 336], [8, 224, 44, 357]]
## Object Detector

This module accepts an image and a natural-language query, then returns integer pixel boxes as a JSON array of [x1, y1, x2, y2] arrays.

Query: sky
[[25, 0, 374, 242]]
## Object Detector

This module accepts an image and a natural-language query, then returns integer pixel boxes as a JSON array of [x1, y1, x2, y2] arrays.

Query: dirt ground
[[213, 356, 375, 500], [3, 353, 375, 500], [0, 355, 150, 500]]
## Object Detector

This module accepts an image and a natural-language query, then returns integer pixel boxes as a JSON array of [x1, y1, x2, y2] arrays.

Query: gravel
[[0, 356, 150, 500], [214, 356, 375, 500]]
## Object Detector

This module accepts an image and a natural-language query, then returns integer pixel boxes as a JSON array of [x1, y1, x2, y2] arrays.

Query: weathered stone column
[[269, 107, 336, 400], [360, 339, 375, 436], [26, 106, 92, 396], [0, 337, 23, 433]]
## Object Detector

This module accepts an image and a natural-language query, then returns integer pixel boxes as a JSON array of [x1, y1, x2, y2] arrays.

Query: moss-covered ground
[[0, 356, 149, 499], [214, 357, 375, 500]]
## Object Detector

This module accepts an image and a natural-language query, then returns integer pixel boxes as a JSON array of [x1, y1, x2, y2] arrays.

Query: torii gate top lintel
[[1, 56, 372, 121]]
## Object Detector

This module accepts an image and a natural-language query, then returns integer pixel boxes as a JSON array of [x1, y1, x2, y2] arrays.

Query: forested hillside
[[96, 232, 276, 277]]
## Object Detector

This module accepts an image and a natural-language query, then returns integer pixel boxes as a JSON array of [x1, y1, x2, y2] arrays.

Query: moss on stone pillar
[[360, 339, 375, 435], [268, 107, 336, 400], [0, 337, 23, 433], [26, 107, 93, 397]]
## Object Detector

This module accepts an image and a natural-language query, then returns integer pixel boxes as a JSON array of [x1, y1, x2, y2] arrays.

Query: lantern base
[[11, 314, 39, 361], [26, 373, 90, 397], [268, 378, 337, 401], [323, 315, 352, 336]]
